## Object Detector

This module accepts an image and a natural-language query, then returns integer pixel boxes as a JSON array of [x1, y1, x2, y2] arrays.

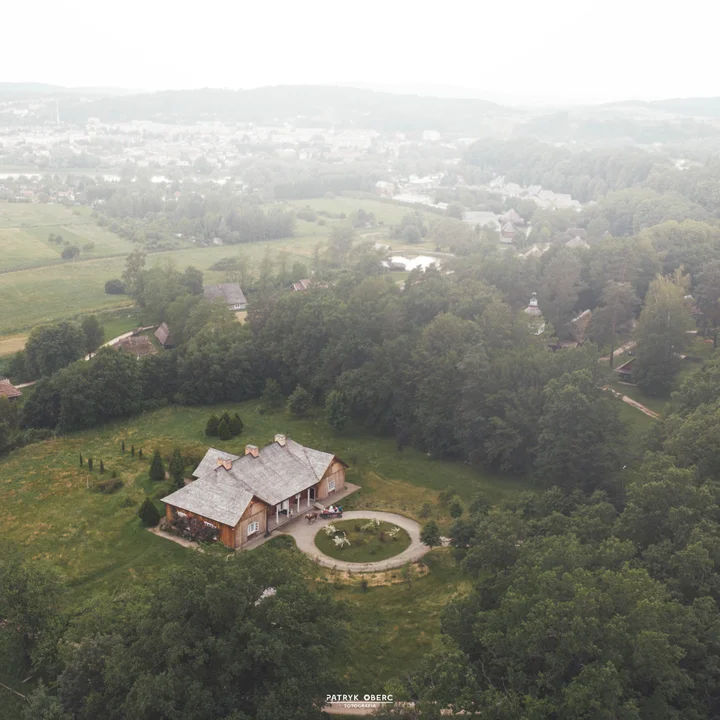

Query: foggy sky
[[5, 0, 719, 106]]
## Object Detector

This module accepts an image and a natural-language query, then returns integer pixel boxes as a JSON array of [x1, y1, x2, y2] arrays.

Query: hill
[[647, 96, 720, 118], [57, 84, 516, 132], [0, 82, 137, 100]]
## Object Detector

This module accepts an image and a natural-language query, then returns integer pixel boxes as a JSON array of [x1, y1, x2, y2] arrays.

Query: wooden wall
[[235, 499, 268, 548], [165, 503, 235, 547], [317, 461, 346, 500]]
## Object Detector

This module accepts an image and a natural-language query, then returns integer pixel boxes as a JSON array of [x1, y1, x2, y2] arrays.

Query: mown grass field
[[0, 333, 27, 358], [0, 203, 134, 272], [0, 400, 528, 708]]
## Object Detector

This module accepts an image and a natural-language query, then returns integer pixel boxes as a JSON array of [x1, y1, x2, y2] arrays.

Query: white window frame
[[328, 478, 336, 492], [203, 521, 215, 529], [177, 511, 187, 518], [247, 521, 259, 536]]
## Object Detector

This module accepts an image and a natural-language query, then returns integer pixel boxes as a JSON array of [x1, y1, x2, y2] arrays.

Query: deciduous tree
[[634, 272, 693, 394]]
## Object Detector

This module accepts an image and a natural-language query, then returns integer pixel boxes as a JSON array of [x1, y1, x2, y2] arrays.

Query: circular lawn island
[[314, 519, 411, 563]]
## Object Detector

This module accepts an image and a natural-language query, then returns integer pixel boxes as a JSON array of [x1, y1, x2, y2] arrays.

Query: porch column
[[276, 505, 279, 525], [307, 487, 311, 509]]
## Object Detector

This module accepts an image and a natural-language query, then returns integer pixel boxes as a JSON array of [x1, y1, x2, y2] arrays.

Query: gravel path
[[600, 340, 637, 362], [280, 510, 429, 573]]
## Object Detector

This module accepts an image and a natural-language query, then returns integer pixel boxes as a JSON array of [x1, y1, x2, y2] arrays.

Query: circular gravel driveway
[[280, 510, 430, 573]]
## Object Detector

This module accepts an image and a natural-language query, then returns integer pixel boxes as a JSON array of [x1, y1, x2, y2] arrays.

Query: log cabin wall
[[317, 460, 346, 500], [235, 499, 268, 548], [165, 504, 235, 548]]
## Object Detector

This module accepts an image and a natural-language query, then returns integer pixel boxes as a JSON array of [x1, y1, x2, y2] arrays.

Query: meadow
[[0, 203, 134, 272], [0, 235, 317, 334], [0, 196, 438, 336], [0, 399, 528, 708]]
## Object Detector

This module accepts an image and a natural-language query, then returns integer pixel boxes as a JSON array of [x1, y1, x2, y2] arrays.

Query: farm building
[[500, 221, 518, 241], [523, 293, 546, 335], [204, 283, 247, 311], [500, 208, 524, 226], [0, 377, 22, 401], [615, 358, 636, 382], [154, 322, 175, 348], [161, 435, 348, 549], [566, 236, 590, 250]]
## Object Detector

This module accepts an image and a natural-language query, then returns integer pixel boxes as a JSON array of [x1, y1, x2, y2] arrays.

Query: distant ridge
[[54, 84, 517, 132], [647, 97, 720, 117], [0, 82, 139, 98]]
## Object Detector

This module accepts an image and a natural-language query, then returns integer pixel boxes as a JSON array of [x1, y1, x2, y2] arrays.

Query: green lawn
[[0, 400, 528, 710], [609, 380, 669, 415], [314, 519, 411, 562], [0, 401, 527, 593], [99, 308, 147, 341], [334, 550, 469, 693]]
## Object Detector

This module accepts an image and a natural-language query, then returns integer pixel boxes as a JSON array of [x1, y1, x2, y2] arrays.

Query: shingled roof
[[162, 438, 344, 526], [204, 283, 247, 307], [162, 466, 255, 527], [0, 378, 22, 399], [154, 322, 174, 347]]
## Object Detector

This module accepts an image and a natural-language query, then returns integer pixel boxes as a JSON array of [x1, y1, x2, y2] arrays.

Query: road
[[603, 385, 660, 419]]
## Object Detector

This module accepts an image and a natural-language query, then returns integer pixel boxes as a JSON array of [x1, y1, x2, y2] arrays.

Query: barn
[[0, 378, 22, 401], [161, 435, 347, 548]]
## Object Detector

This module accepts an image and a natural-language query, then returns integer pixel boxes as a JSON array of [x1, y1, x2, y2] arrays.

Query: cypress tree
[[205, 415, 220, 437], [131, 445, 135, 458], [139, 448, 143, 460], [220, 411, 232, 429], [229, 413, 244, 436], [149, 450, 165, 482], [169, 449, 185, 490], [99, 460, 105, 474], [217, 418, 231, 441], [138, 498, 160, 527], [88, 458, 94, 472], [79, 453, 83, 467], [121, 440, 125, 453]]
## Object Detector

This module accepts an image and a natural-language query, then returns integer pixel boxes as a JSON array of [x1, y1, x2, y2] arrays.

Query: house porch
[[267, 486, 320, 531]]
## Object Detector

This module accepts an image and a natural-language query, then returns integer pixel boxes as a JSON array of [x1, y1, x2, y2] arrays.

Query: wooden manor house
[[161, 435, 347, 549]]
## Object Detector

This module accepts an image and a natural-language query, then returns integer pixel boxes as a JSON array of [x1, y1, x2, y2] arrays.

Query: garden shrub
[[92, 477, 124, 494], [138, 498, 160, 526]]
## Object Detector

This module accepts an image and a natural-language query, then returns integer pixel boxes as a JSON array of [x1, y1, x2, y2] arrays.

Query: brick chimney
[[275, 434, 287, 447], [216, 457, 233, 470], [245, 444, 259, 458]]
